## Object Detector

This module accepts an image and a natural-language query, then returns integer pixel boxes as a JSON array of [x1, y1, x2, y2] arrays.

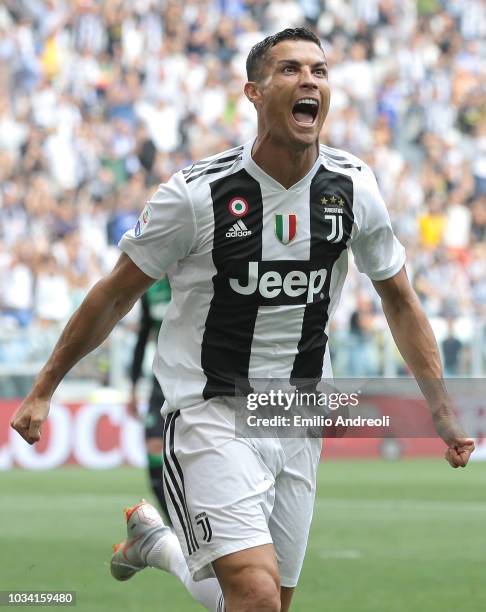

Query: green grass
[[1, 460, 485, 611]]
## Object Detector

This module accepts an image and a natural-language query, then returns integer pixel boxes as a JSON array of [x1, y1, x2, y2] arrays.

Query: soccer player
[[128, 277, 171, 522], [11, 28, 474, 612]]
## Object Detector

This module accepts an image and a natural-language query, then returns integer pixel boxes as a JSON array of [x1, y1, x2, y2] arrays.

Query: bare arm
[[11, 253, 155, 444], [373, 267, 475, 468]]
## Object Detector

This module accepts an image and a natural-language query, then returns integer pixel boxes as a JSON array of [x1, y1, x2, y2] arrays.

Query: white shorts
[[162, 399, 322, 588]]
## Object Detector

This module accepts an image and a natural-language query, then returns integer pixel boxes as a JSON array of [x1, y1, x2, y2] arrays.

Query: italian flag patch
[[275, 213, 297, 244]]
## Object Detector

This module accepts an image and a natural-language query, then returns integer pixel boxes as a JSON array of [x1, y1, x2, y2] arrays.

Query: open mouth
[[291, 98, 319, 125]]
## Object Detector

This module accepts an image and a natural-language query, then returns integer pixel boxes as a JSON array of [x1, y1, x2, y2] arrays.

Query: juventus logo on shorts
[[195, 512, 213, 543]]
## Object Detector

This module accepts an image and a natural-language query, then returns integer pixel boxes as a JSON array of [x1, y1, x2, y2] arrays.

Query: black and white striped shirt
[[120, 140, 405, 409]]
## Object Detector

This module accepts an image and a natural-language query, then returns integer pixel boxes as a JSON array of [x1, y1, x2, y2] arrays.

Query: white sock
[[146, 533, 224, 612]]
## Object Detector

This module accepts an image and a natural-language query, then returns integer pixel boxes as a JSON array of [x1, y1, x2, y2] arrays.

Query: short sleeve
[[118, 171, 196, 279], [350, 165, 406, 281]]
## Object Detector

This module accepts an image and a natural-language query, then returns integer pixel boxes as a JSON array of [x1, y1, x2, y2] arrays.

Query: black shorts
[[144, 377, 165, 440]]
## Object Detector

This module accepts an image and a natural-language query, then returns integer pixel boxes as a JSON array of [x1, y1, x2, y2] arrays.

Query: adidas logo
[[226, 219, 252, 238]]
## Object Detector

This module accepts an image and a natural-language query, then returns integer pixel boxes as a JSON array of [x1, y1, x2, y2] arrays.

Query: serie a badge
[[275, 213, 297, 244]]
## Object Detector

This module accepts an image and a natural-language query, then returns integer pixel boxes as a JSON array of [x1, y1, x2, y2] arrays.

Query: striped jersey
[[119, 140, 405, 410]]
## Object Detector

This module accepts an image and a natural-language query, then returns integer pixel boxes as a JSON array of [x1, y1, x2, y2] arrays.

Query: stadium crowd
[[0, 0, 485, 376]]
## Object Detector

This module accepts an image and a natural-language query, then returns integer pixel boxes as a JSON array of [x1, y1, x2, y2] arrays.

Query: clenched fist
[[10, 396, 51, 445], [444, 438, 475, 468], [431, 405, 475, 468]]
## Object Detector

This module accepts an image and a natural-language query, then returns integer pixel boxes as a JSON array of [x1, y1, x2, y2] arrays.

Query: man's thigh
[[269, 438, 322, 588], [162, 406, 275, 582]]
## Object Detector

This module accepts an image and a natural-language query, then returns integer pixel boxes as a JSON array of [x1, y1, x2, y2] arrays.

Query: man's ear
[[244, 81, 261, 107]]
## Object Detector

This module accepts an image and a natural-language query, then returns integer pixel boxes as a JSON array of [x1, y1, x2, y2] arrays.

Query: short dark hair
[[246, 27, 324, 82]]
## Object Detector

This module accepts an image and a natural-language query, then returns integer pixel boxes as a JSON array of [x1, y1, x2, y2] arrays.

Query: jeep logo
[[229, 261, 327, 304]]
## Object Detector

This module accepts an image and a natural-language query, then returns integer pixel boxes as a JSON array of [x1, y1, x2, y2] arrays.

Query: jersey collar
[[242, 139, 322, 192]]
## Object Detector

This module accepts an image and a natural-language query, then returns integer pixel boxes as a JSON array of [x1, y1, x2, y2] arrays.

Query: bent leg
[[268, 439, 322, 609], [213, 544, 281, 612], [162, 405, 282, 610]]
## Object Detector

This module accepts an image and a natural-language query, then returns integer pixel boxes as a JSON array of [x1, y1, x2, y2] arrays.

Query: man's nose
[[299, 66, 318, 88]]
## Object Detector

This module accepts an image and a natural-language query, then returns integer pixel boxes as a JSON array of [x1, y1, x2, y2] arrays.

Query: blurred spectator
[[34, 254, 72, 325], [441, 319, 463, 376], [346, 295, 380, 376], [419, 196, 446, 249], [0, 0, 483, 375], [0, 241, 34, 327]]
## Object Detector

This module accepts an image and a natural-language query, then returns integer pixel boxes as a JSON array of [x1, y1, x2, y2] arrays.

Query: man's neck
[[251, 135, 319, 189]]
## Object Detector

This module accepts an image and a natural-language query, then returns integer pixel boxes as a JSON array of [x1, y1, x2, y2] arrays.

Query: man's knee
[[224, 566, 281, 612], [213, 544, 281, 611]]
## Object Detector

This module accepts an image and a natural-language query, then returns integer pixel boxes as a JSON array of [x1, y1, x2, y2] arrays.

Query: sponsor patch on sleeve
[[134, 204, 152, 238]]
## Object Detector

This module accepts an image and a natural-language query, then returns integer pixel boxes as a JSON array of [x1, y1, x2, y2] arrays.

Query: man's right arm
[[11, 253, 155, 445]]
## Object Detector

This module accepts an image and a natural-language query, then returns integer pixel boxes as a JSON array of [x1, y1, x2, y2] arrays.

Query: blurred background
[[0, 0, 485, 396], [0, 2, 485, 609]]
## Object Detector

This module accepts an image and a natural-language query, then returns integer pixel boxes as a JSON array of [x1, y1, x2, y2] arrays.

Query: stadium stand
[[0, 0, 484, 380]]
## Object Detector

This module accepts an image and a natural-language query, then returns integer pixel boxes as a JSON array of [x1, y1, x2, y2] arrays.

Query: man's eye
[[314, 69, 326, 77], [283, 66, 296, 73]]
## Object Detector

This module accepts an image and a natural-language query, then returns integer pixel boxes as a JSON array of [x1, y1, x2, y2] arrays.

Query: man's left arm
[[373, 266, 475, 468]]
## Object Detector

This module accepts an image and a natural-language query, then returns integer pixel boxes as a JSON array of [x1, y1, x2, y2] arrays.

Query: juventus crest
[[321, 194, 345, 243]]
